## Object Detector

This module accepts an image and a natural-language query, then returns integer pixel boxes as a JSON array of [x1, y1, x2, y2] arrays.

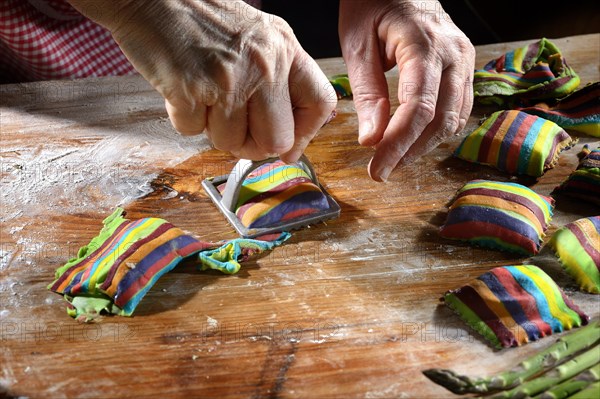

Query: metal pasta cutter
[[202, 155, 340, 238]]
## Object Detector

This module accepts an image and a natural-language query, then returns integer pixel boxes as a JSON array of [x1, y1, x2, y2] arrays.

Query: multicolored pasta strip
[[474, 38, 580, 106], [48, 208, 290, 321], [329, 74, 352, 99], [553, 145, 600, 205], [548, 216, 600, 294], [454, 110, 576, 177], [444, 265, 589, 349], [217, 160, 330, 229], [517, 82, 600, 137], [440, 180, 554, 255]]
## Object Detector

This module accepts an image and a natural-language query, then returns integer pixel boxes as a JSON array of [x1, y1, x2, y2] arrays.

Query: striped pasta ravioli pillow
[[473, 38, 580, 106], [516, 82, 600, 137], [48, 208, 290, 321], [218, 160, 330, 229], [548, 216, 600, 294], [553, 145, 600, 205], [440, 180, 554, 255], [454, 110, 576, 177], [444, 265, 589, 348]]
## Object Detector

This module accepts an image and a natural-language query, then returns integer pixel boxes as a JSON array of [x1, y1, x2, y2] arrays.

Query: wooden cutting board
[[0, 33, 598, 398]]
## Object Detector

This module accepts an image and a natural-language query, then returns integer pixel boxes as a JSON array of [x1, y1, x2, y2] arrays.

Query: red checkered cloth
[[0, 0, 263, 84], [0, 0, 136, 83]]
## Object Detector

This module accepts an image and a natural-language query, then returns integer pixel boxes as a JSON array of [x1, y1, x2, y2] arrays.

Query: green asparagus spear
[[568, 382, 599, 399], [489, 345, 599, 398], [537, 363, 600, 399], [422, 321, 600, 395]]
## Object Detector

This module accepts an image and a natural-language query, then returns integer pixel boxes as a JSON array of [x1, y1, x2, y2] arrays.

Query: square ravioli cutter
[[202, 155, 341, 238]]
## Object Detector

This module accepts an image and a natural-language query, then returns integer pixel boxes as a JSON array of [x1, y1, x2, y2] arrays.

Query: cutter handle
[[220, 155, 319, 212]]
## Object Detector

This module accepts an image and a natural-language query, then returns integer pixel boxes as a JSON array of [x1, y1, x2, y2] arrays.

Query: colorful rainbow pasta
[[454, 110, 576, 177], [444, 265, 589, 349], [48, 208, 289, 321], [474, 38, 580, 106], [217, 160, 330, 229], [439, 180, 554, 256], [329, 74, 352, 99], [548, 216, 600, 294], [553, 145, 600, 205], [516, 82, 600, 137]]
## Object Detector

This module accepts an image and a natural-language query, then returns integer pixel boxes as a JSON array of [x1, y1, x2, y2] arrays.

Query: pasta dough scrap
[[454, 110, 576, 177], [553, 145, 600, 205], [548, 216, 600, 294], [474, 38, 580, 106], [439, 180, 554, 256], [444, 265, 589, 349], [329, 74, 352, 99], [516, 82, 600, 137], [218, 160, 331, 229], [48, 208, 290, 321]]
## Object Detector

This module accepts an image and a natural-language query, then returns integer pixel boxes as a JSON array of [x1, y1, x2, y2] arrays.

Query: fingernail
[[457, 118, 467, 135], [280, 151, 300, 164], [378, 166, 392, 182], [359, 119, 373, 141]]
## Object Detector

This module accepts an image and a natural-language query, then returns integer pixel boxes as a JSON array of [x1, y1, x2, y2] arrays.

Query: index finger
[[280, 54, 337, 163], [368, 56, 443, 182]]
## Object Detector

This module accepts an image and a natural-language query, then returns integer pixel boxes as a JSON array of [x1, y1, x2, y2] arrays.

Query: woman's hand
[[339, 0, 475, 181], [68, 0, 337, 162]]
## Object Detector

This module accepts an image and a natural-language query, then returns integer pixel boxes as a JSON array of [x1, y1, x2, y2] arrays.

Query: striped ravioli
[[454, 110, 576, 177], [444, 265, 589, 349], [48, 208, 289, 321], [218, 160, 330, 229], [553, 145, 600, 205], [517, 82, 600, 137], [548, 216, 600, 294], [440, 180, 554, 255], [474, 38, 580, 106]]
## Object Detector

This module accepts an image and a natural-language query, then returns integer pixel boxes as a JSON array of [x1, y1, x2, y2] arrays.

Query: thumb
[[341, 36, 390, 146]]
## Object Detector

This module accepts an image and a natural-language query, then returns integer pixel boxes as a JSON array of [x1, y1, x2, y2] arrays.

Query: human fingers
[[396, 65, 466, 165], [339, 19, 390, 146], [164, 97, 207, 136], [368, 56, 443, 181], [246, 79, 295, 160], [280, 54, 337, 163], [206, 98, 248, 155]]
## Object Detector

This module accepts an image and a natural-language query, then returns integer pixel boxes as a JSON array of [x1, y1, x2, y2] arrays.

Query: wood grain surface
[[1, 34, 599, 399]]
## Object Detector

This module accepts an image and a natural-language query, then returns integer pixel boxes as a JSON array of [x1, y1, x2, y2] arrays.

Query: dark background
[[262, 0, 600, 59]]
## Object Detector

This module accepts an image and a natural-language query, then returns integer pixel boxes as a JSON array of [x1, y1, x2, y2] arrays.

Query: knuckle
[[254, 131, 294, 154], [172, 120, 203, 136], [319, 91, 338, 117], [457, 38, 476, 63], [442, 111, 461, 135], [354, 93, 388, 111], [354, 91, 385, 103], [413, 100, 437, 124], [270, 15, 293, 33]]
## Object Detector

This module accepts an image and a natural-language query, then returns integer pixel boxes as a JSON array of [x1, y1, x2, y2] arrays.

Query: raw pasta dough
[[444, 265, 589, 349], [218, 160, 330, 229], [440, 180, 554, 255], [48, 208, 289, 321], [553, 145, 600, 205], [473, 38, 579, 106], [454, 110, 576, 177], [517, 82, 600, 137], [548, 216, 600, 294]]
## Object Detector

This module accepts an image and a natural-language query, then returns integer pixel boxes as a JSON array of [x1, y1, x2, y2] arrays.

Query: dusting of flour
[[1, 111, 211, 222]]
